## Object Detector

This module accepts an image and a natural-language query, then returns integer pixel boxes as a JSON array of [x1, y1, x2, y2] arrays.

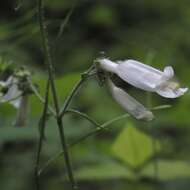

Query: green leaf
[[75, 161, 134, 181], [112, 122, 161, 169], [141, 160, 190, 180]]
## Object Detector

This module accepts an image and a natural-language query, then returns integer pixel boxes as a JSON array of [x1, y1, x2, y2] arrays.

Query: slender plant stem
[[59, 63, 95, 117], [28, 78, 56, 116], [29, 78, 102, 129], [38, 105, 171, 176], [37, 0, 77, 188], [151, 105, 171, 110], [65, 109, 100, 128], [56, 0, 78, 40], [29, 79, 171, 124], [38, 113, 130, 175], [59, 78, 85, 117], [35, 78, 50, 190]]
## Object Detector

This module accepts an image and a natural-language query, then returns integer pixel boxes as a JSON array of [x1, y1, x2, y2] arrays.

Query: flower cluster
[[97, 58, 188, 121], [0, 76, 22, 108], [0, 68, 31, 108]]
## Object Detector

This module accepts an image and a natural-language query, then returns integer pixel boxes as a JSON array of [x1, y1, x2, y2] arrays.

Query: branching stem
[[37, 0, 77, 188], [38, 113, 130, 175], [35, 78, 50, 190]]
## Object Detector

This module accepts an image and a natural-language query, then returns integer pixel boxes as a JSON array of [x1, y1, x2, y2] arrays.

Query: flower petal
[[98, 58, 117, 73], [116, 59, 167, 91], [163, 66, 174, 79], [98, 58, 188, 98], [108, 80, 154, 121], [11, 98, 22, 108], [156, 80, 188, 98], [2, 84, 22, 108]]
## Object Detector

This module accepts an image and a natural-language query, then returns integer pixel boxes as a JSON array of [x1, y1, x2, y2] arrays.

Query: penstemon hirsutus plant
[[0, 57, 188, 189], [0, 1, 188, 190]]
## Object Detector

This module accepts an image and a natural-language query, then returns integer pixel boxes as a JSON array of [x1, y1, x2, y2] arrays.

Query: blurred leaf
[[141, 160, 190, 180], [112, 122, 161, 169], [30, 72, 80, 116], [0, 120, 59, 143], [75, 161, 134, 180], [75, 159, 190, 181], [0, 127, 37, 141]]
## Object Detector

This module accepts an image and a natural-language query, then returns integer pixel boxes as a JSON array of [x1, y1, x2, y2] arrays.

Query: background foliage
[[0, 0, 190, 190]]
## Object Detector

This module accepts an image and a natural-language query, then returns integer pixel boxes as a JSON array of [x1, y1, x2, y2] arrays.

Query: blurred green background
[[0, 0, 190, 190]]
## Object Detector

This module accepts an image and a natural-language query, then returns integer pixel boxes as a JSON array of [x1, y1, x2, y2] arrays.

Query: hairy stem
[[38, 105, 171, 175], [29, 79, 101, 129], [35, 78, 50, 190], [59, 66, 95, 119], [37, 0, 77, 188], [28, 78, 56, 116], [65, 109, 100, 128], [59, 78, 85, 117], [38, 113, 130, 175], [56, 0, 78, 40]]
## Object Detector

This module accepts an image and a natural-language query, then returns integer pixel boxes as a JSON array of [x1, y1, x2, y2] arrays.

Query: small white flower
[[108, 79, 154, 121], [0, 77, 22, 108], [99, 58, 188, 98]]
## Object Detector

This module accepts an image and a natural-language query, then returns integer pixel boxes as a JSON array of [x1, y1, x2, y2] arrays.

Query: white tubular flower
[[99, 58, 188, 98], [0, 77, 22, 108], [108, 79, 154, 121]]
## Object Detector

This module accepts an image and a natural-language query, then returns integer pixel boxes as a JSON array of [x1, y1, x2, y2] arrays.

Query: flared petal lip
[[156, 87, 188, 98]]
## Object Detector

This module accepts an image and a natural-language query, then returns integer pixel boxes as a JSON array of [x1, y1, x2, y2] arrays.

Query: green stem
[[59, 66, 95, 119], [35, 78, 50, 190], [65, 109, 100, 128], [29, 79, 102, 130], [59, 78, 85, 117], [38, 105, 170, 176], [37, 0, 77, 188], [56, 0, 78, 40], [28, 78, 56, 116], [38, 113, 130, 175]]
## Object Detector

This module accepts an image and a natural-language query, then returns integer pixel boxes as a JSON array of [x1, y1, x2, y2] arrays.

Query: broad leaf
[[112, 122, 160, 169]]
